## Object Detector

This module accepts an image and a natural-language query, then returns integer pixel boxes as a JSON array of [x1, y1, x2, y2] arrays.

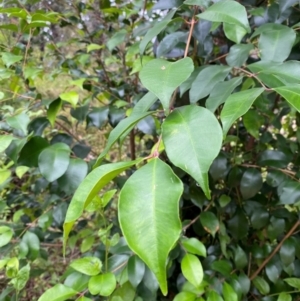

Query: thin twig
[[250, 219, 300, 280]]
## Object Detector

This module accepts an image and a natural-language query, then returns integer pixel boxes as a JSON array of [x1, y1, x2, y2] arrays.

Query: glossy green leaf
[[234, 246, 248, 269], [181, 254, 203, 288], [258, 150, 290, 168], [47, 98, 62, 126], [140, 58, 194, 113], [274, 85, 300, 112], [280, 238, 295, 267], [226, 44, 253, 67], [95, 108, 155, 167], [278, 180, 300, 205], [119, 158, 183, 295], [222, 282, 238, 301], [207, 290, 224, 301], [174, 291, 197, 301], [284, 278, 300, 289], [162, 105, 222, 199], [211, 260, 232, 276], [111, 282, 135, 301], [64, 160, 141, 251], [128, 255, 145, 288], [227, 209, 248, 240], [258, 26, 296, 63], [38, 143, 71, 182], [243, 110, 265, 139], [59, 91, 79, 107], [37, 284, 77, 301], [0, 226, 13, 248], [181, 237, 206, 257], [252, 276, 270, 295], [206, 77, 242, 113], [88, 272, 116, 296], [199, 212, 219, 237], [266, 262, 280, 283], [190, 65, 231, 103], [240, 168, 262, 200], [139, 10, 175, 55], [157, 31, 187, 58], [22, 231, 40, 260], [184, 0, 210, 7], [18, 136, 49, 167], [278, 292, 292, 301], [7, 112, 30, 135], [0, 135, 14, 153], [70, 257, 102, 276], [197, 0, 250, 32], [223, 23, 247, 44], [221, 88, 264, 136], [57, 158, 88, 195]]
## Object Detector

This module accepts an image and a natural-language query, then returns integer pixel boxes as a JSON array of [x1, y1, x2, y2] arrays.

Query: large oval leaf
[[118, 158, 183, 295], [220, 88, 264, 136], [162, 105, 222, 199], [197, 0, 251, 32], [139, 58, 194, 113], [38, 143, 71, 182], [38, 284, 77, 301], [274, 85, 300, 112], [63, 159, 142, 252], [181, 253, 203, 288]]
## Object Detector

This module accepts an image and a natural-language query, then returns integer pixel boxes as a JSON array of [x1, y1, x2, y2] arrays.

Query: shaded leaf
[[226, 44, 253, 67], [199, 212, 219, 237], [7, 112, 30, 135], [240, 168, 262, 200], [128, 255, 145, 288], [221, 88, 264, 136]]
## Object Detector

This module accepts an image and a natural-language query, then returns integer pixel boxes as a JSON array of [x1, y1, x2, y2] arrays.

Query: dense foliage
[[1, 0, 300, 300]]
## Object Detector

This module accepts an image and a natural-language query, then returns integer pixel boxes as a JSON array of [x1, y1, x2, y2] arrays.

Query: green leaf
[[139, 10, 175, 55], [252, 276, 270, 295], [274, 85, 300, 112], [174, 291, 197, 301], [94, 93, 156, 167], [258, 150, 290, 168], [16, 166, 29, 179], [278, 292, 292, 301], [119, 158, 183, 295], [266, 262, 280, 283], [223, 23, 247, 44], [0, 226, 13, 248], [107, 29, 127, 51], [280, 238, 295, 267], [140, 58, 194, 113], [87, 43, 103, 52], [0, 135, 14, 153], [181, 254, 203, 288], [22, 231, 40, 260], [227, 209, 248, 240], [220, 88, 264, 136], [162, 105, 222, 199], [18, 136, 49, 167], [59, 91, 79, 107], [127, 255, 145, 288], [181, 237, 206, 257], [284, 278, 300, 289], [7, 112, 30, 135], [157, 31, 187, 58], [47, 99, 62, 126], [38, 143, 71, 182], [207, 290, 224, 301], [222, 282, 238, 301], [1, 52, 23, 67], [37, 284, 77, 301], [184, 0, 210, 8], [226, 44, 254, 67], [258, 25, 296, 63], [64, 160, 141, 251], [70, 257, 102, 276], [240, 169, 262, 200], [197, 0, 250, 32], [189, 65, 231, 103], [57, 158, 88, 195], [211, 260, 232, 277], [10, 263, 30, 291], [88, 272, 116, 296], [234, 246, 248, 269], [243, 110, 265, 139], [278, 180, 300, 205], [199, 212, 219, 237], [206, 77, 242, 113]]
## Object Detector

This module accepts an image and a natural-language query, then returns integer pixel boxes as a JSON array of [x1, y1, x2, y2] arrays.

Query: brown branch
[[250, 219, 300, 280]]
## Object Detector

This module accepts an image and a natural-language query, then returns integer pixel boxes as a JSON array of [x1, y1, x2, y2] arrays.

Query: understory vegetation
[[1, 0, 300, 301]]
